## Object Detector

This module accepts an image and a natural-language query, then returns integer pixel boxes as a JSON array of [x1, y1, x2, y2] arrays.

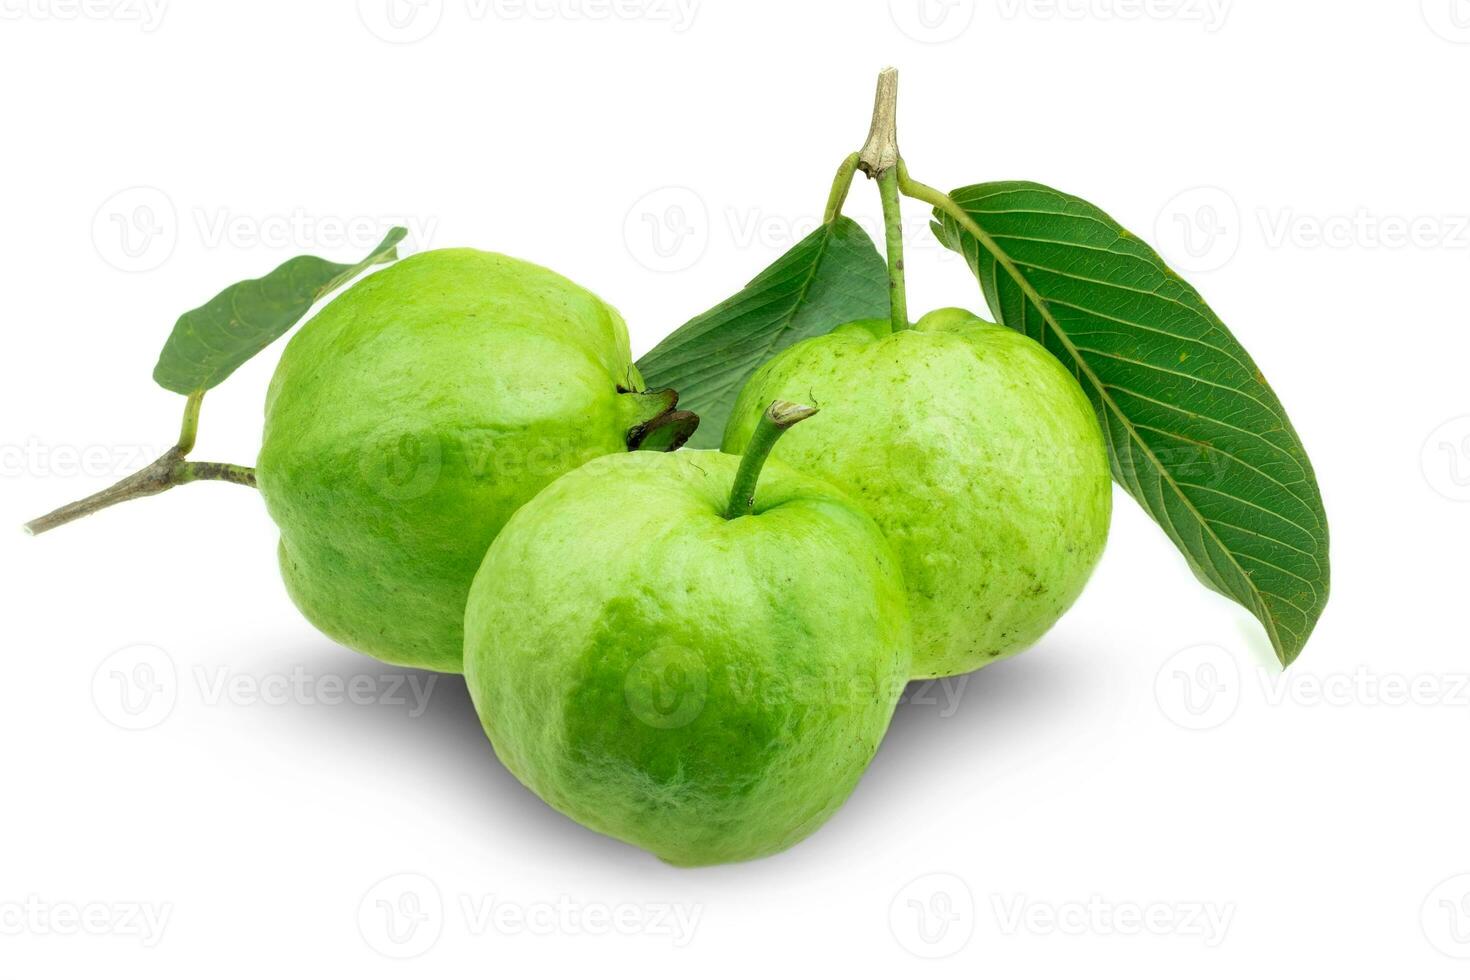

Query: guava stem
[[856, 67, 910, 333], [21, 453, 257, 536], [876, 167, 909, 332], [21, 394, 257, 537], [177, 462, 259, 487], [725, 400, 818, 520]]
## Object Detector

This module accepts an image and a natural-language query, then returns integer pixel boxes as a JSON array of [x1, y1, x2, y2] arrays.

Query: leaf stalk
[[823, 152, 861, 224]]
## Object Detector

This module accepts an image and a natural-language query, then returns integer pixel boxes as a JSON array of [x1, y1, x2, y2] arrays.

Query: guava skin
[[723, 308, 1111, 679], [257, 248, 662, 674], [463, 450, 912, 866]]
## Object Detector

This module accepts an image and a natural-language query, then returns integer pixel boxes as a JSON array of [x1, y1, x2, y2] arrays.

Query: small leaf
[[152, 228, 407, 394], [931, 181, 1329, 666], [636, 217, 890, 448]]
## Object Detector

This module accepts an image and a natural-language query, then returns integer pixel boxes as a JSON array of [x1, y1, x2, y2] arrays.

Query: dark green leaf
[[152, 227, 407, 394], [931, 181, 1328, 666], [636, 217, 890, 449]]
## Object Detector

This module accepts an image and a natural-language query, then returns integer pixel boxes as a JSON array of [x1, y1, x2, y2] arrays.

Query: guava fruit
[[463, 402, 911, 866], [723, 308, 1111, 679], [256, 248, 693, 673]]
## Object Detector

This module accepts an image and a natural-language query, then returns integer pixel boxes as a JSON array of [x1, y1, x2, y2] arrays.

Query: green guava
[[256, 248, 692, 673], [463, 404, 912, 866], [723, 308, 1111, 679]]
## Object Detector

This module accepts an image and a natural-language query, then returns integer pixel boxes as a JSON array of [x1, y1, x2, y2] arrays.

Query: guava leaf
[[636, 217, 890, 449], [152, 227, 407, 395], [931, 181, 1329, 666]]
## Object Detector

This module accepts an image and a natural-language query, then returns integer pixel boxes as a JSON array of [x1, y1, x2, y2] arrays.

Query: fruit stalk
[[22, 393, 257, 536], [726, 400, 818, 519], [857, 67, 909, 333], [875, 169, 909, 332]]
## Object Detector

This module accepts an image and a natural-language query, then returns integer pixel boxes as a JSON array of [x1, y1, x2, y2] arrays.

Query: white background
[[2, 0, 1467, 975]]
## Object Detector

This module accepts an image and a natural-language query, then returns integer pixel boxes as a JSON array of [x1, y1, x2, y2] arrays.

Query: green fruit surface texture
[[723, 308, 1112, 679], [463, 449, 912, 866], [257, 248, 674, 673]]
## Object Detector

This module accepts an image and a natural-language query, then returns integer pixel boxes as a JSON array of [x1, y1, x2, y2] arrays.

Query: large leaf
[[931, 181, 1328, 666], [637, 217, 889, 448], [153, 228, 406, 394]]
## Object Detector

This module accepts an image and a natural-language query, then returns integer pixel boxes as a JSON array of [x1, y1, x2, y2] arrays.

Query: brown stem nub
[[630, 410, 699, 453], [624, 387, 700, 453], [858, 67, 900, 178]]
